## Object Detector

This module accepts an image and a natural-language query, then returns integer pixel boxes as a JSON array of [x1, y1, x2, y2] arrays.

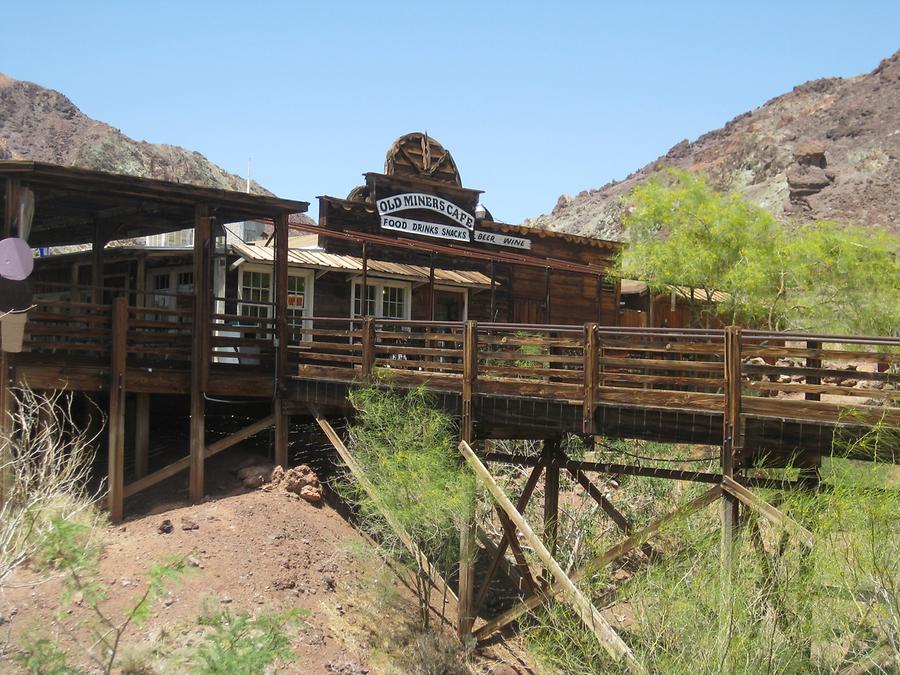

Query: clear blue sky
[[3, 1, 898, 222]]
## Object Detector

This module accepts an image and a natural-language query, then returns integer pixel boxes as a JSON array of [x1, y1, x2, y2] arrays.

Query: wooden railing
[[17, 300, 900, 429]]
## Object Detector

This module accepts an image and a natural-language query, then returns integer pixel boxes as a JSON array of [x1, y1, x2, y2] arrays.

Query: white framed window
[[146, 266, 193, 312], [351, 279, 411, 320], [238, 266, 314, 340]]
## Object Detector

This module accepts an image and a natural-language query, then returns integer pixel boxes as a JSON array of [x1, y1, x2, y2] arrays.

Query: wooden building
[[27, 132, 624, 331], [311, 132, 621, 325]]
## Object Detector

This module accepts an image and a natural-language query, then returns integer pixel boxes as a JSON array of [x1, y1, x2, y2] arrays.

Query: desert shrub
[[188, 608, 306, 674], [523, 426, 899, 674], [17, 517, 189, 674], [340, 383, 475, 631], [0, 388, 104, 586]]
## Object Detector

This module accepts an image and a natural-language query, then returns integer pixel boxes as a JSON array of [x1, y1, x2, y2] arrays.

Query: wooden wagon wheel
[[384, 131, 462, 186]]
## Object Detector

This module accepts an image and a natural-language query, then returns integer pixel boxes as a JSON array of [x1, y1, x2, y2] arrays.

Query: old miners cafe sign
[[376, 192, 531, 250]]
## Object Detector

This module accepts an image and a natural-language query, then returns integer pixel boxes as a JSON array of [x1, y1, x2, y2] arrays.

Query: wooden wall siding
[[313, 271, 352, 319], [319, 198, 620, 326]]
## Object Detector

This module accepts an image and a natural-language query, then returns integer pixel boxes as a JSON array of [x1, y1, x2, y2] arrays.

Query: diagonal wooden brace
[[460, 440, 644, 674]]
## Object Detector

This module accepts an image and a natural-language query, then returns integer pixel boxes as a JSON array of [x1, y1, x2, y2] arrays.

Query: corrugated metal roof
[[231, 241, 493, 288], [620, 279, 729, 303]]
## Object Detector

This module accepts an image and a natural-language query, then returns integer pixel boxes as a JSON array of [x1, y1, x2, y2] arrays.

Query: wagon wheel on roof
[[384, 132, 462, 187]]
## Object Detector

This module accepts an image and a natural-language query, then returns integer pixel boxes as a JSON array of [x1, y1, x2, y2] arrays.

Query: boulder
[[283, 464, 324, 503], [793, 141, 827, 168]]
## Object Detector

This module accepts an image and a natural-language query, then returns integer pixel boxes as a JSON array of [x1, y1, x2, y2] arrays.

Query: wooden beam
[[428, 253, 436, 321], [489, 260, 496, 321], [583, 323, 599, 434], [311, 407, 458, 605], [274, 212, 289, 468], [562, 456, 658, 560], [495, 506, 538, 595], [721, 476, 814, 548], [123, 455, 190, 499], [107, 297, 127, 523], [459, 440, 643, 673], [544, 267, 552, 324], [3, 177, 18, 235], [476, 526, 527, 592], [189, 204, 211, 502], [134, 393, 150, 479], [206, 413, 276, 459], [458, 319, 479, 638], [543, 439, 560, 566], [91, 221, 104, 305], [475, 485, 722, 642], [721, 325, 742, 563], [360, 241, 368, 315], [472, 457, 545, 614], [361, 317, 376, 378]]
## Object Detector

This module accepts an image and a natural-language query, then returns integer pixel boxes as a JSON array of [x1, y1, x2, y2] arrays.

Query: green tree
[[617, 170, 900, 334], [789, 221, 900, 336]]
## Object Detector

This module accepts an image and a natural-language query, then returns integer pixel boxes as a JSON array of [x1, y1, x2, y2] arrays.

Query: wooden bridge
[[7, 294, 898, 510]]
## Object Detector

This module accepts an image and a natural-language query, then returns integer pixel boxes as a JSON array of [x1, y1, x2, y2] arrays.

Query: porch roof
[[232, 240, 493, 289]]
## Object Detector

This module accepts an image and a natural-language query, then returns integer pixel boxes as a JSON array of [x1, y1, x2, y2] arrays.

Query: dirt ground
[[0, 449, 534, 674]]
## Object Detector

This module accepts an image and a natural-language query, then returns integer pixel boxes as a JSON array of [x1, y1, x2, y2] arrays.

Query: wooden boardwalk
[[7, 297, 899, 505]]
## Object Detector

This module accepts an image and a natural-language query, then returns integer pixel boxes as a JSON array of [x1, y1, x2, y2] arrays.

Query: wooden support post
[[489, 259, 496, 321], [459, 440, 643, 673], [721, 326, 742, 588], [583, 322, 599, 434], [274, 399, 289, 468], [596, 275, 604, 323], [91, 221, 104, 305], [274, 213, 289, 468], [475, 486, 722, 643], [134, 393, 150, 479], [495, 506, 538, 595], [360, 242, 368, 315], [189, 204, 211, 502], [806, 340, 821, 401], [542, 439, 560, 568], [544, 267, 552, 324], [721, 476, 814, 548], [135, 254, 147, 308], [361, 316, 376, 378], [458, 319, 478, 639], [461, 320, 478, 444], [472, 457, 545, 614], [107, 297, 127, 524], [428, 252, 436, 321]]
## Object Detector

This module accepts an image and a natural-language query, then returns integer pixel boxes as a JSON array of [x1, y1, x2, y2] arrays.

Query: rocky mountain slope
[[523, 51, 900, 240], [0, 72, 269, 194]]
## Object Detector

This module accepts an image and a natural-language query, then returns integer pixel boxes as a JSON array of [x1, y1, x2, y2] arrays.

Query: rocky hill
[[523, 51, 900, 240], [0, 72, 269, 194]]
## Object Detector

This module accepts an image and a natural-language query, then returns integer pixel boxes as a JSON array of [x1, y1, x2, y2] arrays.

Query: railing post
[[458, 319, 478, 640], [361, 317, 376, 379], [721, 326, 743, 570], [107, 297, 127, 524], [582, 322, 599, 435], [461, 320, 478, 443], [806, 340, 821, 401]]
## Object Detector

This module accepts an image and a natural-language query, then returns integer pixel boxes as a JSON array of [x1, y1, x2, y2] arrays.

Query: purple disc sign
[[0, 238, 34, 281]]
